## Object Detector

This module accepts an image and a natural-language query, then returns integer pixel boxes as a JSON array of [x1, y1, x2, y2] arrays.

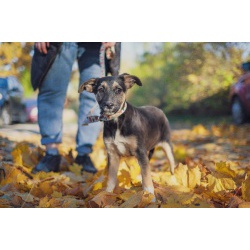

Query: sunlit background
[[0, 42, 250, 125]]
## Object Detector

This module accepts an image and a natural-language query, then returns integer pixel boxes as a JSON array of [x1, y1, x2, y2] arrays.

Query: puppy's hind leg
[[136, 149, 155, 196], [159, 141, 175, 175]]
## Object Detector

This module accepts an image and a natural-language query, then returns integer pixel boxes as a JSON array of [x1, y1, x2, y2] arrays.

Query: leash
[[82, 43, 122, 126], [82, 102, 127, 126], [99, 43, 106, 77]]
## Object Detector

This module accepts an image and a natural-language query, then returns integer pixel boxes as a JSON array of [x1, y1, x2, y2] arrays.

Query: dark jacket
[[31, 42, 121, 91], [31, 42, 62, 91]]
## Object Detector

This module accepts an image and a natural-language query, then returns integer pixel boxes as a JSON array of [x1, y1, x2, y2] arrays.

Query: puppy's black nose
[[105, 102, 114, 109]]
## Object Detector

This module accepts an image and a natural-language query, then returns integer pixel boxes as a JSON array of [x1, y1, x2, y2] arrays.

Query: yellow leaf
[[119, 189, 136, 201], [174, 145, 187, 162], [120, 191, 154, 208], [62, 197, 85, 208], [47, 198, 64, 208], [88, 191, 117, 208], [51, 191, 63, 198], [32, 181, 54, 197], [33, 171, 59, 180], [207, 174, 236, 193], [127, 161, 142, 186], [238, 202, 250, 208], [83, 174, 105, 197], [152, 163, 201, 188], [69, 164, 82, 176], [1, 166, 29, 189], [118, 169, 132, 188], [11, 142, 38, 168], [139, 192, 155, 208], [215, 161, 245, 178], [152, 172, 178, 186], [93, 182, 103, 191], [188, 166, 201, 189], [188, 198, 214, 208], [192, 124, 209, 136], [120, 191, 144, 208], [38, 196, 50, 208], [147, 203, 159, 208], [242, 176, 250, 201], [178, 193, 200, 205], [11, 148, 23, 166], [174, 163, 188, 187]]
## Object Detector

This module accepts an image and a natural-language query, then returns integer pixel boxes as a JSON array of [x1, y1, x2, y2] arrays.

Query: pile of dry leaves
[[0, 124, 250, 208]]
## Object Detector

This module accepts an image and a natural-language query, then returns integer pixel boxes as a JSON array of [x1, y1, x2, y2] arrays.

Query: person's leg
[[32, 42, 77, 173], [75, 43, 103, 173]]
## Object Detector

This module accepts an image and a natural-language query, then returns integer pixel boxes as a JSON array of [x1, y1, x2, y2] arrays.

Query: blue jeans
[[38, 42, 102, 155]]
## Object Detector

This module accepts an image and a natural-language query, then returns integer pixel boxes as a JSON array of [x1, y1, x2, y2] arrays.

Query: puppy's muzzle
[[101, 102, 115, 114]]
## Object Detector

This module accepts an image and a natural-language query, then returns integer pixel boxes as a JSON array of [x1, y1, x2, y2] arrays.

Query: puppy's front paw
[[151, 196, 156, 203], [106, 187, 114, 193], [143, 186, 156, 203]]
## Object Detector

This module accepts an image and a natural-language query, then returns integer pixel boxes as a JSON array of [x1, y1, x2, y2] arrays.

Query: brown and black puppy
[[79, 73, 175, 197]]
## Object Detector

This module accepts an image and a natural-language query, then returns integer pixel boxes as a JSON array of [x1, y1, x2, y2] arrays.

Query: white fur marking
[[113, 129, 137, 156], [144, 186, 154, 194]]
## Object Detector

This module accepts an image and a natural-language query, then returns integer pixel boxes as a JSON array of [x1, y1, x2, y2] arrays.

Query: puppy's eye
[[98, 87, 104, 93], [115, 88, 122, 94]]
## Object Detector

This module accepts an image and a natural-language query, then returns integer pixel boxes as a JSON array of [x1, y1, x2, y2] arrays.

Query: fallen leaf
[[215, 161, 245, 179], [51, 191, 63, 198], [228, 196, 244, 208], [188, 166, 201, 189], [93, 182, 103, 191], [88, 191, 117, 208], [16, 192, 35, 203], [120, 191, 154, 208], [0, 198, 11, 208], [174, 163, 189, 187], [118, 169, 132, 189], [38, 196, 50, 208], [242, 175, 250, 202], [174, 145, 188, 162], [207, 174, 236, 193], [238, 202, 250, 208], [12, 142, 39, 168], [119, 189, 137, 201], [69, 164, 82, 176], [192, 124, 210, 136]]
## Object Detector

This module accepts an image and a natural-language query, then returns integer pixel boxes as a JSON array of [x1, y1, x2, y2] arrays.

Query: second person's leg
[[33, 42, 78, 173], [75, 43, 102, 173]]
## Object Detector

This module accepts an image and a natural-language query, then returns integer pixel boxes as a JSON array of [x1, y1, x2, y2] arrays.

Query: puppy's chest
[[104, 129, 137, 156]]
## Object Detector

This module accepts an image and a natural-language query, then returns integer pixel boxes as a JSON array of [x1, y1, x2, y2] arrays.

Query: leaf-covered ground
[[0, 123, 250, 208]]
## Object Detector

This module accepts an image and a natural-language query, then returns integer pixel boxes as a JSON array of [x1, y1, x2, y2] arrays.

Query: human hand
[[35, 42, 50, 54], [103, 43, 116, 59], [102, 42, 116, 49]]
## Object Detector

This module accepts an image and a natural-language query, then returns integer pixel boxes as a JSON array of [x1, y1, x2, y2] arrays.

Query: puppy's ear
[[78, 78, 98, 93], [120, 73, 142, 89]]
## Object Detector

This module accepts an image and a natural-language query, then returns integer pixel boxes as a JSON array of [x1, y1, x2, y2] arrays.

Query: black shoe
[[32, 153, 61, 174], [75, 154, 97, 174]]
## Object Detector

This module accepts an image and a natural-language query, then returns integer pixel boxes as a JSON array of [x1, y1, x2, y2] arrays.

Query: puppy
[[79, 73, 175, 196]]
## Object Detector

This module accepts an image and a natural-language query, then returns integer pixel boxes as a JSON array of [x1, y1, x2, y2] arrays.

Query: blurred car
[[0, 76, 27, 125], [230, 64, 250, 124], [23, 98, 38, 123]]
